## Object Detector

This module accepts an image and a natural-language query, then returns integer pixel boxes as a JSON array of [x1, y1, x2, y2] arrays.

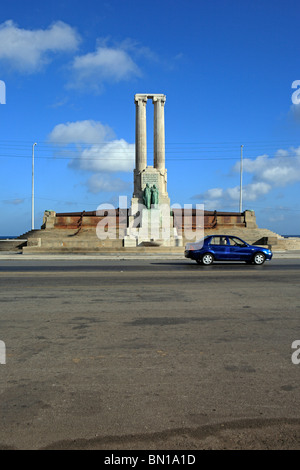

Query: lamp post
[[32, 143, 37, 230], [239, 145, 243, 213]]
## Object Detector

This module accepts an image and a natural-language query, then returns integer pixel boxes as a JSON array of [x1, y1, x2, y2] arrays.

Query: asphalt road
[[0, 258, 300, 450]]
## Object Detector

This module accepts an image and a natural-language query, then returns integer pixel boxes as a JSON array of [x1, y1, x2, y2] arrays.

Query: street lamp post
[[32, 143, 37, 230], [239, 145, 244, 213]]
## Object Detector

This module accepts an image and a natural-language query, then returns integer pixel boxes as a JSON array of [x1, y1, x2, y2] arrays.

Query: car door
[[227, 236, 251, 260], [208, 236, 230, 260]]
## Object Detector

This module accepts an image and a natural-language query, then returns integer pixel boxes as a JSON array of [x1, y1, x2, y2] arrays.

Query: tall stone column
[[153, 95, 166, 171], [135, 95, 147, 173]]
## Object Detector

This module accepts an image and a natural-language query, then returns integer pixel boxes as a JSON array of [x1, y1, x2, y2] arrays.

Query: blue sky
[[1, 0, 300, 236]]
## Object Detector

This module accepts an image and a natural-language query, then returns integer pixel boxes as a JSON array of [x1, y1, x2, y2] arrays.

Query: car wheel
[[196, 259, 202, 265], [253, 252, 266, 265], [202, 253, 214, 265]]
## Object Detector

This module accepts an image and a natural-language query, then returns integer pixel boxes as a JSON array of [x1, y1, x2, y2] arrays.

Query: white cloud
[[48, 120, 135, 173], [49, 120, 115, 144], [0, 20, 80, 72], [233, 147, 300, 186], [193, 146, 300, 209], [235, 154, 269, 173], [78, 140, 135, 173], [3, 198, 25, 205], [243, 182, 271, 200], [86, 174, 130, 194], [204, 188, 224, 199], [194, 182, 271, 209], [68, 44, 141, 91]]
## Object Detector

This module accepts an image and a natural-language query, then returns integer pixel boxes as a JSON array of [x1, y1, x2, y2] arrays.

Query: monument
[[132, 94, 170, 206], [124, 94, 182, 247], [15, 91, 295, 255]]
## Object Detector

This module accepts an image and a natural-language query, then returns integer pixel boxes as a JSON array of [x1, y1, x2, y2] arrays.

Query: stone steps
[[276, 238, 300, 250], [203, 227, 284, 244], [23, 245, 184, 254], [19, 223, 300, 253], [22, 227, 129, 237]]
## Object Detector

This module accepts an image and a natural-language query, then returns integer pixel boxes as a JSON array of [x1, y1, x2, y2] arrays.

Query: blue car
[[185, 235, 273, 265]]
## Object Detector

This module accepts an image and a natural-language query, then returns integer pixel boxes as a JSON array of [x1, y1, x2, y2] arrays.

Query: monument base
[[124, 207, 183, 247], [14, 208, 300, 253]]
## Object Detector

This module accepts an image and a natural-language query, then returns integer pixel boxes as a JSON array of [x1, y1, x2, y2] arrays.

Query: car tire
[[202, 253, 214, 265], [253, 252, 266, 265]]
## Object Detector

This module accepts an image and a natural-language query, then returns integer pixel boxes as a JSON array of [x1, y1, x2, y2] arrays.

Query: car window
[[228, 237, 246, 247], [210, 237, 228, 245]]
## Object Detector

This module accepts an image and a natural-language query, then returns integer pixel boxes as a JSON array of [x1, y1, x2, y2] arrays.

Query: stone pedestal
[[43, 210, 56, 229], [124, 207, 182, 247], [132, 166, 169, 206], [244, 210, 258, 228]]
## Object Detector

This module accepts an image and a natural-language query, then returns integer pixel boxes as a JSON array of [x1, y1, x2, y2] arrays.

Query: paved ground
[[0, 257, 300, 450]]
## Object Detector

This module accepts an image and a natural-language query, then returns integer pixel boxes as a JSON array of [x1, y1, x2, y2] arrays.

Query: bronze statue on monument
[[151, 185, 159, 207], [143, 183, 152, 209]]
